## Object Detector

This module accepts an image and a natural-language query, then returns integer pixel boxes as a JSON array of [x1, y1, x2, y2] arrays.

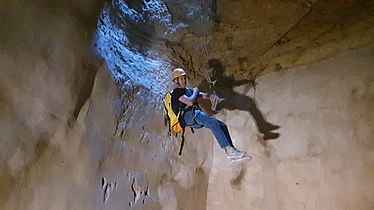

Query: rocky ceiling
[[164, 0, 374, 80], [97, 0, 374, 92]]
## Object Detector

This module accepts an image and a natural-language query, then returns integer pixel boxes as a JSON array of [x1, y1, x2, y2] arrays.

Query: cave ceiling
[[163, 0, 374, 81], [98, 0, 374, 92]]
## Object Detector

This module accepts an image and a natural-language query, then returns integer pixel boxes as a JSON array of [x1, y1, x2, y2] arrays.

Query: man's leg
[[193, 110, 233, 149], [184, 109, 247, 160], [219, 121, 234, 148]]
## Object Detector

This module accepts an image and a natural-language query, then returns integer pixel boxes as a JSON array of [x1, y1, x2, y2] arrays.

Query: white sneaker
[[231, 155, 251, 163], [226, 148, 246, 159]]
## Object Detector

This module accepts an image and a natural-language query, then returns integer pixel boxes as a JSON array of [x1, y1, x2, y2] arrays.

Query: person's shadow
[[198, 59, 280, 140]]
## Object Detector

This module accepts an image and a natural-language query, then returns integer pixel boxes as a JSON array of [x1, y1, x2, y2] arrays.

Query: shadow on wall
[[199, 59, 280, 140]]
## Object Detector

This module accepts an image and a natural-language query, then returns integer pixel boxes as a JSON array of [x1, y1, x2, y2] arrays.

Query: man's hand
[[192, 87, 200, 104]]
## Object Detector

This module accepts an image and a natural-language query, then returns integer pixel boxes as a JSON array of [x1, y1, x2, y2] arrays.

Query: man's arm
[[199, 92, 213, 100], [178, 87, 200, 106], [179, 87, 220, 106]]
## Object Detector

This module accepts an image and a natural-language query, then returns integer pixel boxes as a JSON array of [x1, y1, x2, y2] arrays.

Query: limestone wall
[[206, 45, 374, 210]]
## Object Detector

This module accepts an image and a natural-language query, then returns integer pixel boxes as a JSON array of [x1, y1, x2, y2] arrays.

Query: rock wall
[[206, 45, 374, 210], [0, 1, 212, 209], [0, 0, 108, 209]]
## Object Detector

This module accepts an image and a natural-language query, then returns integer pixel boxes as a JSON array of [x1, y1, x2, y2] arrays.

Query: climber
[[170, 68, 250, 162]]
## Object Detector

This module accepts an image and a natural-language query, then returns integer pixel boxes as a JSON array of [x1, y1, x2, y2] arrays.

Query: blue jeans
[[183, 109, 234, 149]]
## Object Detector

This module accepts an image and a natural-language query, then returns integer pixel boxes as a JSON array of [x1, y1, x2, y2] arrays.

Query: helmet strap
[[173, 78, 180, 88], [173, 76, 186, 88]]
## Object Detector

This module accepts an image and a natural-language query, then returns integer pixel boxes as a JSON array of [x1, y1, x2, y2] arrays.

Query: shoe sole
[[230, 155, 251, 163], [227, 152, 246, 159]]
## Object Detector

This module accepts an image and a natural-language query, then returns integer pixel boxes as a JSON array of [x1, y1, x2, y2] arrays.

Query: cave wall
[[206, 45, 374, 210], [159, 1, 374, 209], [0, 0, 105, 209], [0, 1, 212, 209]]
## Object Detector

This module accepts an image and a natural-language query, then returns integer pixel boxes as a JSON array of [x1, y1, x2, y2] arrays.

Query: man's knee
[[205, 116, 220, 128]]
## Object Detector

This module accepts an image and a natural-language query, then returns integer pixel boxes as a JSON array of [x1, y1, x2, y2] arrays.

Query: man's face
[[176, 75, 186, 88]]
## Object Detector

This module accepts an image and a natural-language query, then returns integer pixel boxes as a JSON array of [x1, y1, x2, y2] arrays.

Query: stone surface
[[207, 45, 374, 210]]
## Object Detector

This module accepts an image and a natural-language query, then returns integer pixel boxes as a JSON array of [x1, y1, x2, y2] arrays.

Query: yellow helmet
[[172, 68, 186, 80]]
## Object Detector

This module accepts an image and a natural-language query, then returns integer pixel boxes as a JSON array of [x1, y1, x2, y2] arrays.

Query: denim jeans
[[183, 109, 234, 149]]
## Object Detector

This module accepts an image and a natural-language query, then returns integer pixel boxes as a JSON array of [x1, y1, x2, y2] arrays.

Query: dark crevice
[[72, 63, 98, 119], [273, 0, 320, 47]]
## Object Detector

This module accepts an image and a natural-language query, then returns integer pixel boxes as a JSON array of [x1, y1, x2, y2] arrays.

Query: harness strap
[[182, 105, 200, 126], [175, 90, 201, 156], [178, 128, 186, 155], [163, 100, 172, 137]]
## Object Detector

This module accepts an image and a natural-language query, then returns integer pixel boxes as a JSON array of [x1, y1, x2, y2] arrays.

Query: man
[[171, 68, 249, 162]]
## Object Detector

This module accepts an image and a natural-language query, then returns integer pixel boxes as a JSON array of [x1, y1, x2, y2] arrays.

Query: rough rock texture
[[0, 0, 105, 209], [207, 45, 374, 210], [0, 1, 211, 209], [0, 0, 373, 210], [167, 0, 374, 81]]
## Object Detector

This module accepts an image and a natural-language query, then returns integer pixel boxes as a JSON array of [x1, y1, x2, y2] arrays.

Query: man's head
[[172, 68, 187, 88]]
